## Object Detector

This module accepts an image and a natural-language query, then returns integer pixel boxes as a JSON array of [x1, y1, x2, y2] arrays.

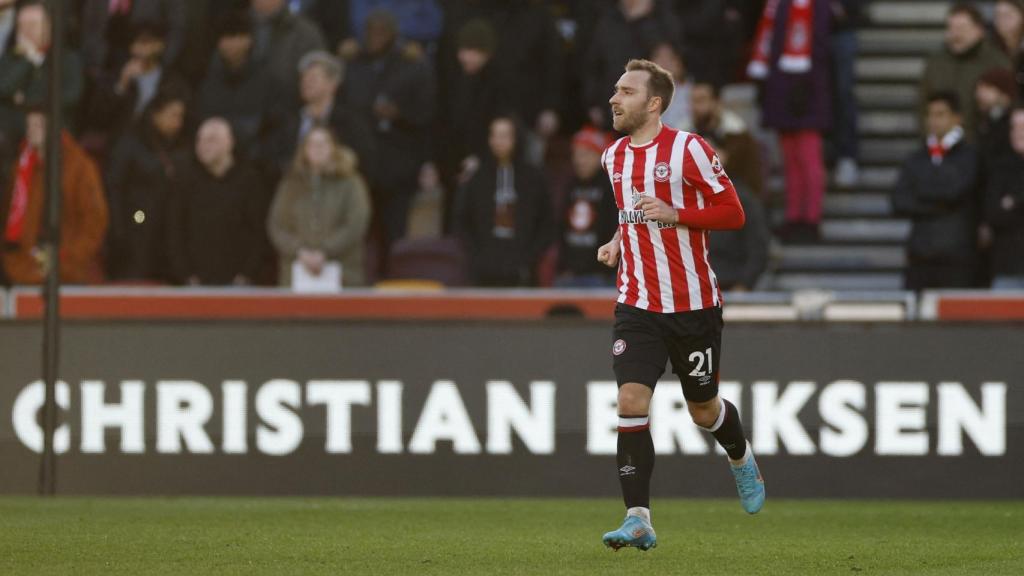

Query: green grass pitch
[[1, 497, 1022, 575]]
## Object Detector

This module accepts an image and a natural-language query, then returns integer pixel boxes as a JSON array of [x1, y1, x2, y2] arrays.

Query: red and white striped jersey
[[601, 125, 735, 313]]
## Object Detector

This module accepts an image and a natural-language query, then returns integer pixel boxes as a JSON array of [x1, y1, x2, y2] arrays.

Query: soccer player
[[596, 59, 765, 552]]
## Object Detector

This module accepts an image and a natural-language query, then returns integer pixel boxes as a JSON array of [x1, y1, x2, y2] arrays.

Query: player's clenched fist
[[597, 239, 620, 268], [635, 196, 678, 226]]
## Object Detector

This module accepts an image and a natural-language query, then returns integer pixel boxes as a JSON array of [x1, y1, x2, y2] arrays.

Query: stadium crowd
[[0, 0, 1019, 291]]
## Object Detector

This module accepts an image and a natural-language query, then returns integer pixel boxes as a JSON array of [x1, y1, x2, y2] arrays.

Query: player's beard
[[612, 106, 647, 135]]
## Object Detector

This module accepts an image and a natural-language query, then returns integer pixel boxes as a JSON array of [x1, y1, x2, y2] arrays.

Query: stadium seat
[[385, 237, 467, 286]]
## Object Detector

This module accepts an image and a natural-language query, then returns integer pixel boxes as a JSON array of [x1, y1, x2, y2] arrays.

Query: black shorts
[[611, 302, 723, 403]]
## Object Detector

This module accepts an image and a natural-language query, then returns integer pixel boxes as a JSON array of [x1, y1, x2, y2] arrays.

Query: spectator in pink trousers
[[749, 0, 832, 243]]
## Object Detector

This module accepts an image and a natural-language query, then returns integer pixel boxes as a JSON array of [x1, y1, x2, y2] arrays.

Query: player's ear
[[648, 96, 661, 114]]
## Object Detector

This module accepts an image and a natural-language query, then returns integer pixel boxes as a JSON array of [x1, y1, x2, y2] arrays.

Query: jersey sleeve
[[675, 135, 746, 230]]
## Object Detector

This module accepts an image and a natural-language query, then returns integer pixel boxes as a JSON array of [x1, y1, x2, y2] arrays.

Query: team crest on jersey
[[653, 162, 672, 182], [612, 339, 627, 356]]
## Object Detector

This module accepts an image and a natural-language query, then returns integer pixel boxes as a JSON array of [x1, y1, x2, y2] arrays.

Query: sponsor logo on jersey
[[619, 210, 675, 229], [710, 154, 724, 178]]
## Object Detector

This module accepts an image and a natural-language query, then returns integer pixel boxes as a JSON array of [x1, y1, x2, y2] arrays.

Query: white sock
[[626, 506, 651, 524], [729, 441, 751, 467]]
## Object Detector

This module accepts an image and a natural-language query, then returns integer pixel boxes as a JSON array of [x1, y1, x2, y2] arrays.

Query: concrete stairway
[[769, 1, 971, 291]]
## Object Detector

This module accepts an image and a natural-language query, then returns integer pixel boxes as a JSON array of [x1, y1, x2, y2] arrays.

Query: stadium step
[[776, 245, 905, 272], [856, 56, 925, 82], [821, 218, 910, 244], [856, 166, 900, 190], [857, 28, 944, 55], [866, 1, 953, 27], [860, 138, 919, 165], [858, 111, 919, 137], [856, 84, 920, 110], [823, 193, 892, 218], [772, 272, 904, 291]]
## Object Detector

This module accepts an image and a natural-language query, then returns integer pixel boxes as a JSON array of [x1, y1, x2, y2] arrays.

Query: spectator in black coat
[[440, 19, 501, 188], [249, 0, 325, 107], [708, 179, 770, 292], [80, 0, 186, 81], [993, 0, 1024, 96], [891, 93, 980, 290], [165, 117, 268, 285], [343, 9, 435, 243], [266, 50, 374, 182], [975, 67, 1018, 165], [454, 116, 553, 287], [197, 12, 275, 161], [584, 0, 682, 128], [675, 0, 741, 88], [487, 0, 564, 165], [984, 107, 1024, 289], [554, 127, 617, 288], [86, 22, 188, 148], [0, 2, 83, 146], [105, 89, 189, 282]]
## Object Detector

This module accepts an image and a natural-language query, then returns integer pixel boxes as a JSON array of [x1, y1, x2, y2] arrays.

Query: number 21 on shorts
[[688, 348, 713, 377]]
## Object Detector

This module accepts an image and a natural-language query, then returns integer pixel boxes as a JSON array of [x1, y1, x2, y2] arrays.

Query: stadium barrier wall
[[0, 319, 1020, 498]]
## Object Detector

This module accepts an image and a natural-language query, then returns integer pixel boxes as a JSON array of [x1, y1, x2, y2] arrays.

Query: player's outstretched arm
[[673, 186, 746, 231]]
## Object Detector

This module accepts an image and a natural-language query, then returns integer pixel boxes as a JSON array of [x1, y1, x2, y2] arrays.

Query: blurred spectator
[[197, 12, 275, 159], [984, 107, 1024, 289], [80, 0, 186, 80], [751, 0, 832, 242], [0, 110, 107, 285], [707, 167, 770, 290], [921, 3, 1011, 137], [0, 2, 83, 145], [441, 18, 500, 188], [343, 9, 434, 244], [0, 0, 15, 61], [288, 0, 351, 52], [892, 93, 979, 291], [993, 0, 1024, 96], [830, 0, 862, 188], [585, 0, 682, 129], [975, 68, 1018, 164], [87, 22, 188, 146], [165, 118, 267, 285], [651, 42, 691, 131], [690, 81, 765, 197], [348, 0, 442, 50], [267, 51, 374, 181], [105, 89, 188, 282], [486, 0, 564, 166], [268, 125, 371, 288], [406, 162, 443, 239], [676, 0, 742, 88], [454, 116, 553, 287], [554, 127, 616, 288], [249, 0, 325, 107]]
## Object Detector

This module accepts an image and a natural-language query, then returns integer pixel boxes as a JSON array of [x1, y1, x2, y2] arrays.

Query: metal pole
[[39, 0, 64, 497]]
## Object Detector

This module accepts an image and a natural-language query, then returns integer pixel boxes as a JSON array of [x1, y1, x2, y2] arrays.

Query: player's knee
[[687, 397, 720, 429], [617, 384, 652, 415]]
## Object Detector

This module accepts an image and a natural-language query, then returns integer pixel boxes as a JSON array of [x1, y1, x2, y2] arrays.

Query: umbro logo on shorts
[[619, 465, 636, 476]]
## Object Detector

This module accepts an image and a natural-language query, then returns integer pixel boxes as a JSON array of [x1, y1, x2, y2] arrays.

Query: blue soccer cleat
[[602, 514, 657, 551], [730, 441, 765, 514]]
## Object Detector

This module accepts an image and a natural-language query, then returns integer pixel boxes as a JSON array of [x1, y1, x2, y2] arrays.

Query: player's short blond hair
[[625, 59, 674, 113]]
